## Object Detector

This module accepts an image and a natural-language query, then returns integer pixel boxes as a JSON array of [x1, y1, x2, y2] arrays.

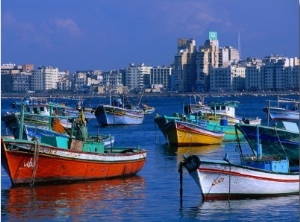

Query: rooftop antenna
[[238, 31, 241, 59]]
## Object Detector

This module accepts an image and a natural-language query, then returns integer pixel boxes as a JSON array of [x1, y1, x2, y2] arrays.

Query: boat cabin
[[241, 157, 290, 173]]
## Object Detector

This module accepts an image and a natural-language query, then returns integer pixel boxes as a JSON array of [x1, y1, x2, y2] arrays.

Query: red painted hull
[[1, 138, 147, 185]]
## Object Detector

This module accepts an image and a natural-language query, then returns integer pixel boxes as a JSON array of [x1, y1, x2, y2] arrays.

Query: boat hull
[[184, 158, 299, 201], [265, 107, 299, 121], [236, 124, 299, 165], [1, 138, 147, 185], [206, 120, 243, 142], [154, 115, 243, 143], [156, 119, 224, 146], [94, 105, 144, 125]]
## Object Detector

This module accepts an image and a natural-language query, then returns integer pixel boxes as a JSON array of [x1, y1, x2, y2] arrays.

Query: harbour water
[[1, 95, 299, 221]]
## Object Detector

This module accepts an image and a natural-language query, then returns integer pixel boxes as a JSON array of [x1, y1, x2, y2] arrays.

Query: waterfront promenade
[[1, 90, 299, 99]]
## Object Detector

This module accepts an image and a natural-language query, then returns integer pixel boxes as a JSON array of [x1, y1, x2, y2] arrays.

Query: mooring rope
[[30, 139, 40, 187], [274, 127, 298, 166], [274, 127, 289, 157]]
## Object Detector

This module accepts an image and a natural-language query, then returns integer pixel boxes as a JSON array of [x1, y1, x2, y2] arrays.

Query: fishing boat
[[94, 96, 144, 125], [154, 115, 225, 146], [2, 108, 115, 148], [142, 104, 155, 115], [154, 114, 243, 142], [235, 122, 299, 166], [185, 100, 261, 125], [11, 96, 95, 124], [263, 97, 300, 123], [179, 124, 299, 201], [1, 104, 147, 186]]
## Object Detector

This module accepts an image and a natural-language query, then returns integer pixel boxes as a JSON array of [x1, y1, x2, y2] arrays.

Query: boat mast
[[18, 104, 25, 140], [256, 125, 262, 159], [267, 100, 270, 127]]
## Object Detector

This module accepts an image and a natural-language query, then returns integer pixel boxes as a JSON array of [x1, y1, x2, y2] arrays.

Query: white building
[[31, 66, 61, 91], [210, 65, 245, 92], [150, 66, 172, 90], [125, 63, 152, 92]]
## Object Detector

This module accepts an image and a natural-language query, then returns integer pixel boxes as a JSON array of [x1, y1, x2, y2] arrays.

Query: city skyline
[[2, 1, 299, 72]]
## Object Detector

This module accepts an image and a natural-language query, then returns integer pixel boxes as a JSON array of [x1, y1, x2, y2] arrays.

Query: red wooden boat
[[1, 138, 147, 186], [1, 104, 147, 186]]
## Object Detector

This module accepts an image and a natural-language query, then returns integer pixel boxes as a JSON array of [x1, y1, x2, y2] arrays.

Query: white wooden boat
[[181, 155, 299, 201], [142, 104, 155, 114], [179, 125, 299, 201], [94, 97, 144, 125]]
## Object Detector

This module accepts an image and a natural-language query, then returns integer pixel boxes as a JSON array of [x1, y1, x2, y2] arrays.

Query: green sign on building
[[209, 32, 218, 40]]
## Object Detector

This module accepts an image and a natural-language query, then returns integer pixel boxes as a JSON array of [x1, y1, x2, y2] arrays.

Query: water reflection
[[160, 144, 223, 163], [181, 195, 299, 220], [2, 176, 145, 220]]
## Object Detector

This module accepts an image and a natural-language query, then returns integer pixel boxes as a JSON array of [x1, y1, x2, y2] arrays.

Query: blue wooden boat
[[235, 122, 299, 166]]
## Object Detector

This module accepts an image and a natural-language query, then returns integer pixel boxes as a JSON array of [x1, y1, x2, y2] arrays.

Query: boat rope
[[205, 160, 232, 200], [166, 135, 170, 146], [273, 127, 298, 166], [178, 161, 183, 205], [274, 127, 289, 157], [154, 122, 161, 145], [223, 156, 232, 200], [30, 138, 40, 187]]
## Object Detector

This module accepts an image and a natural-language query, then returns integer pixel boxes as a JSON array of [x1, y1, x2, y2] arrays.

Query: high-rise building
[[173, 38, 196, 92], [125, 63, 152, 92], [32, 66, 60, 91], [195, 31, 219, 92], [219, 46, 240, 67], [150, 66, 172, 90], [102, 70, 123, 93], [210, 65, 245, 92]]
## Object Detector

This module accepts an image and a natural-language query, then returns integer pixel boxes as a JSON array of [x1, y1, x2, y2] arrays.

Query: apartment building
[[1, 63, 34, 92], [173, 38, 196, 92], [1, 32, 299, 94], [261, 55, 298, 91], [12, 72, 32, 92], [210, 65, 246, 92], [195, 32, 219, 92], [101, 70, 124, 93], [125, 63, 152, 92], [150, 66, 172, 90], [31, 66, 60, 91]]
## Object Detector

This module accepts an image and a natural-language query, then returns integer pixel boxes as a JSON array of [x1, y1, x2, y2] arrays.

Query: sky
[[1, 1, 299, 72]]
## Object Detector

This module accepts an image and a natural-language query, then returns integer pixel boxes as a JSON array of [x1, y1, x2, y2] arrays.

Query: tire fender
[[185, 155, 201, 173]]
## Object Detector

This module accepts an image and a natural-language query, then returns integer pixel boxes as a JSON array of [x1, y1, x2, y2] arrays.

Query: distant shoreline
[[1, 91, 299, 100]]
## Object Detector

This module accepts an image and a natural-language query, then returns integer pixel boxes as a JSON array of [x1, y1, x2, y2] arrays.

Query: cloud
[[2, 11, 82, 51], [2, 11, 17, 26], [52, 18, 81, 38], [147, 2, 223, 37]]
